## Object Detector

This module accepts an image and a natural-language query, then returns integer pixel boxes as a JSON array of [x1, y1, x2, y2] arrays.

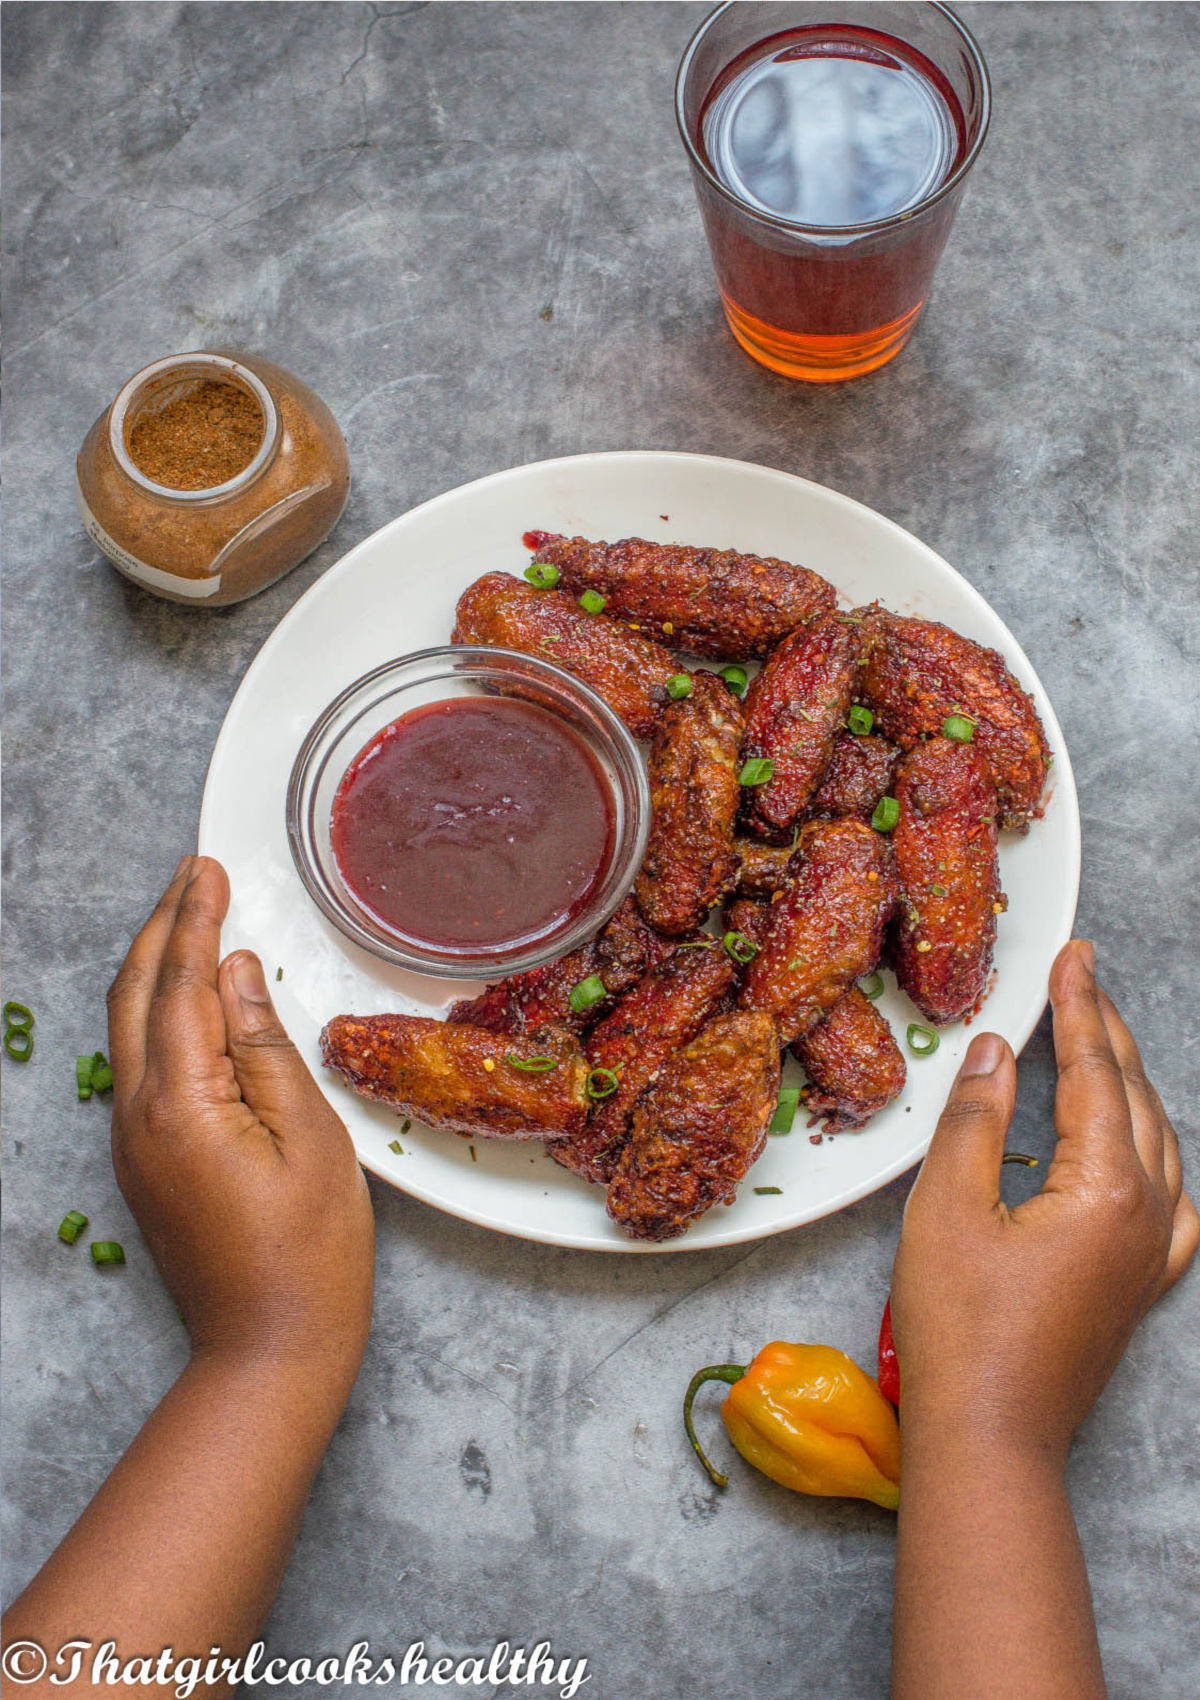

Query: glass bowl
[[286, 646, 651, 978]]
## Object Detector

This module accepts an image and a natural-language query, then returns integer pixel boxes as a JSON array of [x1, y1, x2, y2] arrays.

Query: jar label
[[76, 484, 223, 600]]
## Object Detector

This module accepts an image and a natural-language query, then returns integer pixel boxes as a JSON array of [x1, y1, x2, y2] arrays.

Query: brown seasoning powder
[[127, 380, 264, 489]]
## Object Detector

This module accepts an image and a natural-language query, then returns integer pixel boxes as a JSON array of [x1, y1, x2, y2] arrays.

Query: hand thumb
[[219, 951, 339, 1143], [909, 1032, 1018, 1213]]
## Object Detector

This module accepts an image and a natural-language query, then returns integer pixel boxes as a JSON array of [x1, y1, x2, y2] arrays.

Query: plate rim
[[199, 449, 1081, 1254]]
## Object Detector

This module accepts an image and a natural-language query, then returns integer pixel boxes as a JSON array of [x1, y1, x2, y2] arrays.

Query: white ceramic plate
[[199, 452, 1079, 1253]]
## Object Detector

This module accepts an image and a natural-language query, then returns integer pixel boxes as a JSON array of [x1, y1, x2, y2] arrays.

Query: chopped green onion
[[674, 939, 716, 950], [568, 974, 607, 1014], [859, 971, 884, 1000], [666, 674, 693, 701], [90, 1051, 113, 1092], [469, 1144, 477, 1162], [943, 715, 975, 742], [401, 1119, 412, 1135], [578, 589, 607, 614], [753, 1186, 783, 1195], [505, 1053, 558, 1072], [76, 1055, 95, 1100], [276, 966, 283, 981], [719, 664, 748, 697], [738, 757, 775, 787], [769, 1087, 800, 1134], [906, 1024, 940, 1056], [91, 1241, 126, 1266], [388, 1139, 403, 1155], [722, 930, 758, 965], [847, 705, 875, 736], [929, 883, 949, 899], [871, 796, 900, 833], [1002, 1152, 1038, 1167], [58, 1210, 89, 1245], [586, 1067, 619, 1100], [3, 1001, 35, 1061], [525, 561, 560, 589]]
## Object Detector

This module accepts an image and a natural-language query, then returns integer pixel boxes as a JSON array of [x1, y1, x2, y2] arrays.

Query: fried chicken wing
[[523, 530, 836, 659], [891, 738, 1004, 1025], [635, 670, 744, 934], [739, 612, 859, 841], [446, 895, 674, 1035], [452, 572, 678, 738], [809, 732, 900, 821], [738, 819, 897, 1043], [723, 895, 778, 953], [858, 609, 1050, 831], [606, 1012, 781, 1241], [733, 838, 795, 900], [553, 943, 736, 1184], [793, 989, 906, 1133], [725, 897, 903, 1130], [320, 1014, 588, 1141]]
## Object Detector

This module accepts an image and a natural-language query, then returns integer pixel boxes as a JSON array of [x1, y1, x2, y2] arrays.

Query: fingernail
[[174, 855, 192, 880], [186, 856, 207, 886], [230, 953, 270, 1004], [959, 1033, 1004, 1077], [1078, 939, 1095, 974]]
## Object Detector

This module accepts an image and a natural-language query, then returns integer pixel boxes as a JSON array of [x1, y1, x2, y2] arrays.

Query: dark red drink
[[331, 697, 615, 953], [677, 5, 990, 381]]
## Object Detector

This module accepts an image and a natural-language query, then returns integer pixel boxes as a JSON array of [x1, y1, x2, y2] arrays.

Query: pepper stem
[[683, 1363, 747, 1489]]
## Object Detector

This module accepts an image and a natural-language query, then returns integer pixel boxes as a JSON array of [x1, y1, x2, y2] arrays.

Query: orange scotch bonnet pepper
[[684, 1340, 902, 1511]]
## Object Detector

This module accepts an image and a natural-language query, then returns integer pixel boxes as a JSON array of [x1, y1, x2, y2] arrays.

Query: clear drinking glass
[[676, 2, 991, 381]]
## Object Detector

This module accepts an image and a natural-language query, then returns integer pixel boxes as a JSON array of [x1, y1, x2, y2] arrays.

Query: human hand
[[891, 939, 1198, 1464], [108, 855, 374, 1396]]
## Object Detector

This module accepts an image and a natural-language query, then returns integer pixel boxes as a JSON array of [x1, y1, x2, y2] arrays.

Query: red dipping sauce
[[330, 697, 615, 952]]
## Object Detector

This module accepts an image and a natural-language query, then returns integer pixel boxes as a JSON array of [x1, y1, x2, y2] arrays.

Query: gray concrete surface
[[3, 4, 1198, 1695]]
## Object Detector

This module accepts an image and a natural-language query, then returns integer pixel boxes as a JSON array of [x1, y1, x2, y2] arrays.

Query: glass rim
[[285, 644, 653, 979], [109, 352, 278, 503], [675, 0, 992, 239]]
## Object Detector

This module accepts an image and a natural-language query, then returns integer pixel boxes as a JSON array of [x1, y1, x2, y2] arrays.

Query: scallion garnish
[[929, 883, 949, 898], [719, 664, 748, 697], [388, 1139, 403, 1155], [722, 930, 758, 965], [568, 974, 607, 1014], [586, 1067, 619, 1100], [871, 796, 900, 833], [91, 1241, 125, 1266], [525, 561, 560, 589], [58, 1210, 89, 1245], [505, 1053, 558, 1072], [847, 705, 874, 736], [666, 674, 693, 701], [90, 1052, 113, 1092], [3, 1001, 35, 1061], [1002, 1152, 1038, 1167], [769, 1087, 800, 1134], [738, 757, 775, 787], [859, 971, 884, 1000], [578, 589, 607, 614], [76, 1055, 95, 1100], [753, 1186, 783, 1195], [943, 714, 975, 742], [906, 1024, 940, 1056]]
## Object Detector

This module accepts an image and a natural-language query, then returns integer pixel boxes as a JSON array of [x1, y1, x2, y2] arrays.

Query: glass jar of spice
[[76, 351, 350, 606]]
